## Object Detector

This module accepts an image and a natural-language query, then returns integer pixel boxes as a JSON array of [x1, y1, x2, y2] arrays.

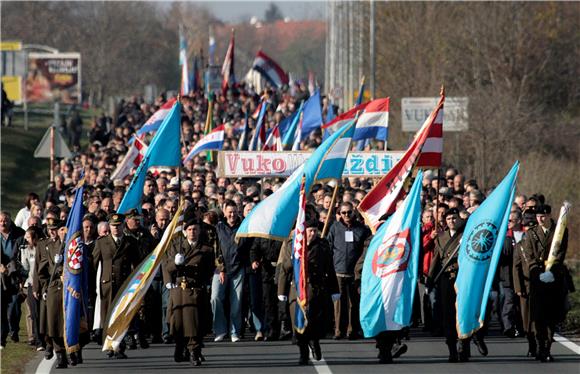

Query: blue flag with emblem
[[63, 177, 88, 354], [455, 161, 519, 338], [360, 171, 423, 337], [117, 101, 181, 213], [236, 118, 356, 242]]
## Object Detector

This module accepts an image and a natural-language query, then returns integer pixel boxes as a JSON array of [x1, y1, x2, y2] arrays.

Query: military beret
[[444, 208, 460, 218], [536, 204, 551, 215], [125, 208, 141, 219], [109, 213, 125, 225], [183, 218, 201, 230], [46, 217, 60, 229]]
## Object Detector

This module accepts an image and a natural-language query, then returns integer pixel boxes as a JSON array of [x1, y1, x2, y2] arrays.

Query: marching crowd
[[0, 83, 574, 368]]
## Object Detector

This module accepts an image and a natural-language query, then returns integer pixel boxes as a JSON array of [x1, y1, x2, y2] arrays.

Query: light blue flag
[[360, 171, 423, 338], [282, 101, 303, 149], [117, 102, 182, 213], [300, 89, 323, 140], [236, 118, 356, 242], [455, 161, 519, 338]]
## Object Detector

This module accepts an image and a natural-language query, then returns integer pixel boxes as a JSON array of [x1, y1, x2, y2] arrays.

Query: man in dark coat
[[278, 218, 340, 365], [37, 219, 68, 368], [520, 204, 568, 362], [427, 208, 471, 362], [250, 237, 283, 340], [326, 202, 370, 340], [92, 213, 140, 358], [164, 219, 215, 366]]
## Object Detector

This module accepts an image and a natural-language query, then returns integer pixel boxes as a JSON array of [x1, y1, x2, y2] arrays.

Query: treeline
[[373, 2, 579, 257]]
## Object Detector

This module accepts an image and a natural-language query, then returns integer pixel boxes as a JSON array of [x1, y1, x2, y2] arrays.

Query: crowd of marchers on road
[[0, 81, 574, 367]]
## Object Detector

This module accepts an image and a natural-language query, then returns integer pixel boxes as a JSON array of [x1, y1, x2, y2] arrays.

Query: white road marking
[[555, 333, 580, 355], [35, 355, 55, 374]]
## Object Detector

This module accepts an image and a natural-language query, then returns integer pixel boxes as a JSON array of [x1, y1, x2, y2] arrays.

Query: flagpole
[[321, 180, 339, 238], [435, 167, 441, 230], [177, 94, 184, 206]]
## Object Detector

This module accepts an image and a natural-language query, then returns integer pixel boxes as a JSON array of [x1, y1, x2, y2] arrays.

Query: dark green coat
[[92, 234, 140, 328], [37, 238, 64, 338], [520, 221, 568, 326], [164, 237, 214, 338]]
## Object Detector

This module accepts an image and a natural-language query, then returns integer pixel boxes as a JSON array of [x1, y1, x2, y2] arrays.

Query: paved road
[[29, 330, 580, 373]]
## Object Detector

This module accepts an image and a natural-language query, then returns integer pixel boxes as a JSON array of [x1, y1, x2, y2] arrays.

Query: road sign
[[34, 126, 72, 158], [402, 97, 468, 132]]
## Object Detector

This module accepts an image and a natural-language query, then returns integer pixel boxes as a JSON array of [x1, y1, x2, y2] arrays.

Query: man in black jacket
[[326, 202, 370, 340]]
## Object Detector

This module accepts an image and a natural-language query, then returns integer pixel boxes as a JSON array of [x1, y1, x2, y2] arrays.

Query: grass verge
[[0, 315, 39, 374]]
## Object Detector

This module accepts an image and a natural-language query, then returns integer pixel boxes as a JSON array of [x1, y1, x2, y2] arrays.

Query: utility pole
[[370, 0, 376, 100]]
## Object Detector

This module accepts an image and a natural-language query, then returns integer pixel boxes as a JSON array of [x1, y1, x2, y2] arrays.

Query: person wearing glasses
[[326, 202, 371, 340]]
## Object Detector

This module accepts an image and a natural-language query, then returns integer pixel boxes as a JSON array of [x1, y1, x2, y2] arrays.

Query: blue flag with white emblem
[[360, 171, 423, 337], [236, 118, 356, 242], [455, 161, 519, 338], [63, 177, 88, 354]]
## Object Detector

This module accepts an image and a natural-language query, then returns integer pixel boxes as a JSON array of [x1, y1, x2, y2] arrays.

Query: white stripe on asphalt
[[35, 355, 55, 374], [311, 352, 333, 374], [555, 333, 580, 355]]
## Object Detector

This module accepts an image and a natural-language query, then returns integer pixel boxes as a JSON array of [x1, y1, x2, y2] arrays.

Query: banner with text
[[217, 151, 405, 178], [25, 53, 81, 104]]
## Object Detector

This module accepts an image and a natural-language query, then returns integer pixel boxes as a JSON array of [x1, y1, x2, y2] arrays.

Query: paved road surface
[[29, 330, 580, 373]]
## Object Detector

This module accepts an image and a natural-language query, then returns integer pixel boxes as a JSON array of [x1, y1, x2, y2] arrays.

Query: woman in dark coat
[[278, 219, 340, 365]]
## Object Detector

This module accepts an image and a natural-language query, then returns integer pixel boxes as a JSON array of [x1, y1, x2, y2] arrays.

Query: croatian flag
[[322, 101, 369, 139], [360, 171, 423, 337], [353, 98, 389, 142], [111, 137, 148, 181], [292, 175, 308, 333], [183, 124, 225, 163], [358, 91, 444, 232], [135, 98, 178, 138], [252, 50, 289, 88]]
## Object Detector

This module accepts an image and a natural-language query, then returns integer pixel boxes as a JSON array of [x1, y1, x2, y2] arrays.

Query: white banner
[[217, 151, 405, 178], [402, 97, 468, 132]]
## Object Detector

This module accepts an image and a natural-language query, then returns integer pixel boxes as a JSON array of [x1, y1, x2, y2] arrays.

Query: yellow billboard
[[0, 41, 22, 51]]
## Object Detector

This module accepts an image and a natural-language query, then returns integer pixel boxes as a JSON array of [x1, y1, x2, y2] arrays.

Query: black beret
[[126, 208, 141, 219], [444, 208, 460, 218], [536, 204, 551, 215]]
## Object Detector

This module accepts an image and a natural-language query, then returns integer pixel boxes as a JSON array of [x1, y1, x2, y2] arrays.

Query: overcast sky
[[195, 1, 326, 22]]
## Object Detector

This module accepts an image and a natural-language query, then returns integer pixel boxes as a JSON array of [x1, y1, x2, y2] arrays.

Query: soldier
[[37, 219, 68, 368], [520, 204, 568, 362], [92, 213, 140, 359], [513, 208, 537, 357], [164, 219, 214, 366], [124, 208, 154, 349], [427, 208, 470, 362], [278, 217, 340, 365]]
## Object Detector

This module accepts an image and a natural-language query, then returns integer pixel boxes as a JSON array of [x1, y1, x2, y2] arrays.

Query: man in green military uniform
[[37, 219, 68, 368], [427, 208, 470, 362], [520, 204, 568, 362], [164, 219, 215, 366], [124, 208, 154, 349], [92, 213, 140, 359]]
